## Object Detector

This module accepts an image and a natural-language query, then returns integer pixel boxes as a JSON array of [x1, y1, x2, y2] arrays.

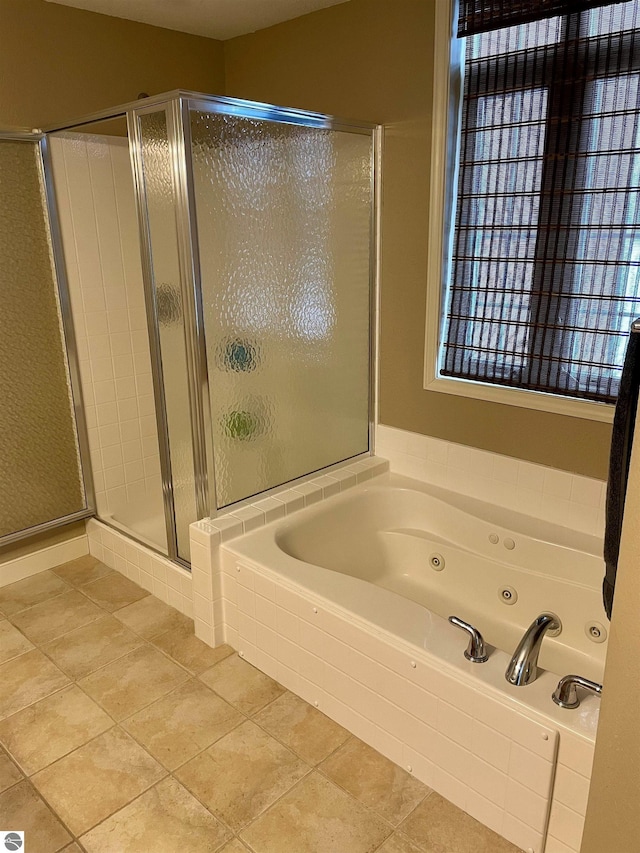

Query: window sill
[[424, 373, 615, 423]]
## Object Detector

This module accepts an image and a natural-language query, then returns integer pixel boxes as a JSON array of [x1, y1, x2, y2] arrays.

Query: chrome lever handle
[[552, 674, 603, 709], [448, 616, 489, 663]]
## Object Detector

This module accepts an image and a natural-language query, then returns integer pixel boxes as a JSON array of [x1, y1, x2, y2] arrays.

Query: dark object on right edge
[[603, 320, 640, 620]]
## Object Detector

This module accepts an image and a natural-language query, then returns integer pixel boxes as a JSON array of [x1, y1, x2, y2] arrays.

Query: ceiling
[[43, 0, 350, 40]]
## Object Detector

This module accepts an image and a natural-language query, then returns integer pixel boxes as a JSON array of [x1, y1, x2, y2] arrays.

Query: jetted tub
[[220, 471, 603, 851], [233, 472, 607, 684]]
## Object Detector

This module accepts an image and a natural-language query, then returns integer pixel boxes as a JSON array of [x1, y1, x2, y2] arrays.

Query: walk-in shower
[[12, 90, 379, 567]]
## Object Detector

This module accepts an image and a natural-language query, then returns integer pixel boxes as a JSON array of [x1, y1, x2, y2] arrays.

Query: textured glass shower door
[[0, 135, 89, 541], [189, 107, 374, 508]]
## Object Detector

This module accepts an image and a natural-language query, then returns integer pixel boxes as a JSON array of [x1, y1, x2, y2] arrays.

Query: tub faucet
[[505, 612, 561, 686]]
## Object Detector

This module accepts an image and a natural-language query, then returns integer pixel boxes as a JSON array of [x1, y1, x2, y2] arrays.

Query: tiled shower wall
[[50, 134, 162, 528]]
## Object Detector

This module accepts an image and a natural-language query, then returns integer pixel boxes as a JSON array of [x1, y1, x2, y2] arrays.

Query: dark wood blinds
[[458, 0, 626, 36], [442, 1, 640, 403]]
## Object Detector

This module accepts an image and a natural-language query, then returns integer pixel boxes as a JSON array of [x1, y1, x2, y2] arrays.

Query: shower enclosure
[[41, 91, 378, 567]]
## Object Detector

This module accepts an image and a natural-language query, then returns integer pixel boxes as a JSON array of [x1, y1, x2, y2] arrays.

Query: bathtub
[[215, 471, 603, 852]]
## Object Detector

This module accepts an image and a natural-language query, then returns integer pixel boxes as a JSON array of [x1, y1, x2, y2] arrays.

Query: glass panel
[[49, 118, 168, 554], [138, 110, 196, 561], [190, 111, 372, 508], [0, 139, 85, 537]]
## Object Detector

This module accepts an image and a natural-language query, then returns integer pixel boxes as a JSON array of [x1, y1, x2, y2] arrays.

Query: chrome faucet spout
[[505, 612, 561, 686]]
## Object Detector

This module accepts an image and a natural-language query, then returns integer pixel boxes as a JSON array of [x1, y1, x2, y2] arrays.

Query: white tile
[[209, 516, 244, 542], [508, 742, 554, 798], [192, 569, 211, 601], [294, 482, 323, 505], [508, 712, 556, 761], [402, 746, 437, 789], [570, 475, 604, 508], [195, 618, 214, 647], [110, 331, 133, 355], [431, 765, 468, 812], [330, 469, 358, 491], [254, 573, 276, 601], [465, 789, 504, 837], [115, 376, 137, 400], [492, 454, 520, 485], [120, 419, 141, 443], [517, 461, 546, 493], [552, 764, 590, 816], [505, 779, 549, 832], [252, 497, 286, 523], [237, 584, 255, 618], [255, 594, 276, 628], [238, 612, 257, 646], [501, 813, 545, 853], [96, 402, 118, 426], [466, 754, 507, 808], [256, 623, 278, 659], [544, 468, 573, 500], [94, 381, 117, 405], [544, 834, 576, 853], [232, 505, 265, 532], [312, 475, 341, 498], [471, 719, 511, 773], [277, 489, 305, 514], [436, 700, 474, 751], [193, 593, 212, 625]]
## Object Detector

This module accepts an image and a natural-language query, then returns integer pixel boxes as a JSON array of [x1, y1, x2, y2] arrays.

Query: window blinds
[[442, 0, 640, 404]]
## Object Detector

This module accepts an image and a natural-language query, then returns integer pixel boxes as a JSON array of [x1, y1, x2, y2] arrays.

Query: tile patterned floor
[[0, 555, 523, 852]]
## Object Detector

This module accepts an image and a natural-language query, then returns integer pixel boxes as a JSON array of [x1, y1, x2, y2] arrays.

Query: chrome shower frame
[[0, 132, 95, 549], [45, 90, 380, 566]]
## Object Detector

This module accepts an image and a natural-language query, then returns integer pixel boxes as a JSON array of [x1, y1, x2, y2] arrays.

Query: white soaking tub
[[219, 471, 604, 853]]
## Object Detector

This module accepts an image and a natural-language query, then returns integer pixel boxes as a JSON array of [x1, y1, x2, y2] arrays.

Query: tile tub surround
[[85, 518, 192, 618], [376, 424, 607, 538], [0, 557, 520, 853]]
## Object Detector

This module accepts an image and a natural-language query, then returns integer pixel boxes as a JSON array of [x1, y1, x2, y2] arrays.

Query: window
[[428, 0, 640, 417]]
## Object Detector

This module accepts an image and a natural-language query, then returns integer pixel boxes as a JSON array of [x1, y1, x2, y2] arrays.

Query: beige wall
[[224, 0, 612, 480], [580, 409, 640, 852], [0, 0, 224, 129]]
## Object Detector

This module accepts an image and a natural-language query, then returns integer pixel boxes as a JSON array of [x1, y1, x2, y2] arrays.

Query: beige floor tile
[[81, 572, 150, 612], [9, 590, 103, 645], [241, 771, 392, 853], [399, 792, 522, 852], [254, 691, 350, 765], [0, 747, 23, 793], [152, 624, 233, 673], [0, 685, 113, 775], [320, 737, 429, 826], [0, 619, 34, 664], [80, 776, 231, 852], [218, 842, 252, 853], [0, 780, 72, 851], [175, 719, 308, 831], [115, 595, 192, 639], [0, 649, 69, 720], [32, 727, 165, 836], [61, 846, 83, 852], [78, 645, 189, 721], [52, 554, 112, 587], [0, 571, 69, 617], [377, 832, 426, 853], [42, 615, 144, 680], [123, 679, 243, 770], [199, 653, 285, 715]]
